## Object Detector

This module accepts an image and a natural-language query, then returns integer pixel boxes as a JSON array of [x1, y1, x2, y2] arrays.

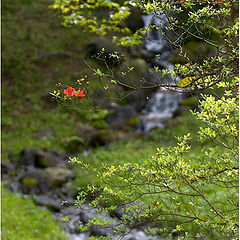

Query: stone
[[45, 166, 75, 189], [107, 105, 137, 130], [56, 206, 82, 234], [20, 169, 49, 194], [35, 150, 65, 168], [79, 204, 119, 236], [1, 162, 15, 175], [18, 148, 65, 168], [125, 8, 144, 33], [33, 195, 63, 211], [62, 136, 85, 154], [18, 147, 38, 168], [124, 90, 147, 112]]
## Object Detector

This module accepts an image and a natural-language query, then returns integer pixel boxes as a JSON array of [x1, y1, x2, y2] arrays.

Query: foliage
[[51, 0, 239, 239], [71, 84, 238, 239], [2, 187, 67, 240]]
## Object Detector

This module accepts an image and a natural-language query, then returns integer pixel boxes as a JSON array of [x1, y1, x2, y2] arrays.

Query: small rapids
[[140, 13, 182, 132]]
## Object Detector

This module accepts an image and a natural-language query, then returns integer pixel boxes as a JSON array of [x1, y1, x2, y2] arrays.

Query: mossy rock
[[22, 177, 38, 188], [128, 117, 140, 127], [45, 167, 75, 189], [62, 136, 85, 154]]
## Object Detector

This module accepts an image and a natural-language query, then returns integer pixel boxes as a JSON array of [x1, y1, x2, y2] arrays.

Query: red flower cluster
[[63, 86, 86, 98]]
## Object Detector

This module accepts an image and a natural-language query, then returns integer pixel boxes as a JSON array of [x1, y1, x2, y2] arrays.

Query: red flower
[[75, 88, 86, 98], [64, 86, 76, 96], [63, 86, 86, 98], [214, 0, 223, 3], [179, 0, 184, 2]]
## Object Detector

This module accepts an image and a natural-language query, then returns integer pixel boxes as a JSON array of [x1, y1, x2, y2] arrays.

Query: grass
[[2, 0, 95, 161], [1, 187, 68, 240], [72, 114, 206, 189]]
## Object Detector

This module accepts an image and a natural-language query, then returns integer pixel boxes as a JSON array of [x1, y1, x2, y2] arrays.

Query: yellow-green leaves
[[177, 76, 197, 88]]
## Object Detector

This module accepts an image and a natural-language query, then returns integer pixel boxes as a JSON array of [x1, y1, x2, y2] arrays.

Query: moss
[[127, 117, 140, 127], [22, 177, 38, 188]]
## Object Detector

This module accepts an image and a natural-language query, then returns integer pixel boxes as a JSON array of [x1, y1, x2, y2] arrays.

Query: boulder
[[124, 90, 147, 112], [76, 123, 110, 147], [119, 229, 163, 240], [79, 204, 119, 236], [18, 147, 38, 168], [125, 8, 144, 33], [56, 206, 82, 234], [35, 150, 65, 168], [18, 147, 65, 168], [33, 195, 63, 211], [45, 166, 75, 189], [1, 162, 15, 175], [107, 105, 137, 130], [20, 169, 49, 194], [62, 136, 85, 154]]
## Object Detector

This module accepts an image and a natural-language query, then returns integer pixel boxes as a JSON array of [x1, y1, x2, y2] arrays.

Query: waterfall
[[140, 12, 183, 132]]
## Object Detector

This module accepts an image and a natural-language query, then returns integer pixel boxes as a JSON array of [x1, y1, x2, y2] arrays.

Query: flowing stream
[[140, 13, 182, 132]]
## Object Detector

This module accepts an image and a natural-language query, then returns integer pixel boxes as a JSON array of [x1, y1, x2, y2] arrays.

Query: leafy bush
[[53, 0, 239, 239]]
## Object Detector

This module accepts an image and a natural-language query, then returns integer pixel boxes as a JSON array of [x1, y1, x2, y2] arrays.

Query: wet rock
[[107, 105, 137, 130], [63, 136, 85, 154], [76, 124, 107, 147], [33, 195, 63, 211], [66, 233, 90, 240], [18, 147, 64, 169], [35, 150, 65, 168], [20, 169, 49, 194], [1, 162, 15, 175], [126, 8, 144, 33], [124, 90, 147, 112], [45, 167, 75, 189], [18, 147, 38, 168], [56, 206, 82, 234], [79, 204, 119, 236]]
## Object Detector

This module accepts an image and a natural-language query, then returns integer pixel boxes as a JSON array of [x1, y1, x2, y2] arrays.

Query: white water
[[141, 13, 182, 132]]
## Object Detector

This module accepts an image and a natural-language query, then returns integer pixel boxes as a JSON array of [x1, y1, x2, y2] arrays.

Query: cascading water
[[140, 12, 183, 132]]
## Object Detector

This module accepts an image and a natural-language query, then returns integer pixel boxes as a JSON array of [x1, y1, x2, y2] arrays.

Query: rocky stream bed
[[2, 146, 165, 240]]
